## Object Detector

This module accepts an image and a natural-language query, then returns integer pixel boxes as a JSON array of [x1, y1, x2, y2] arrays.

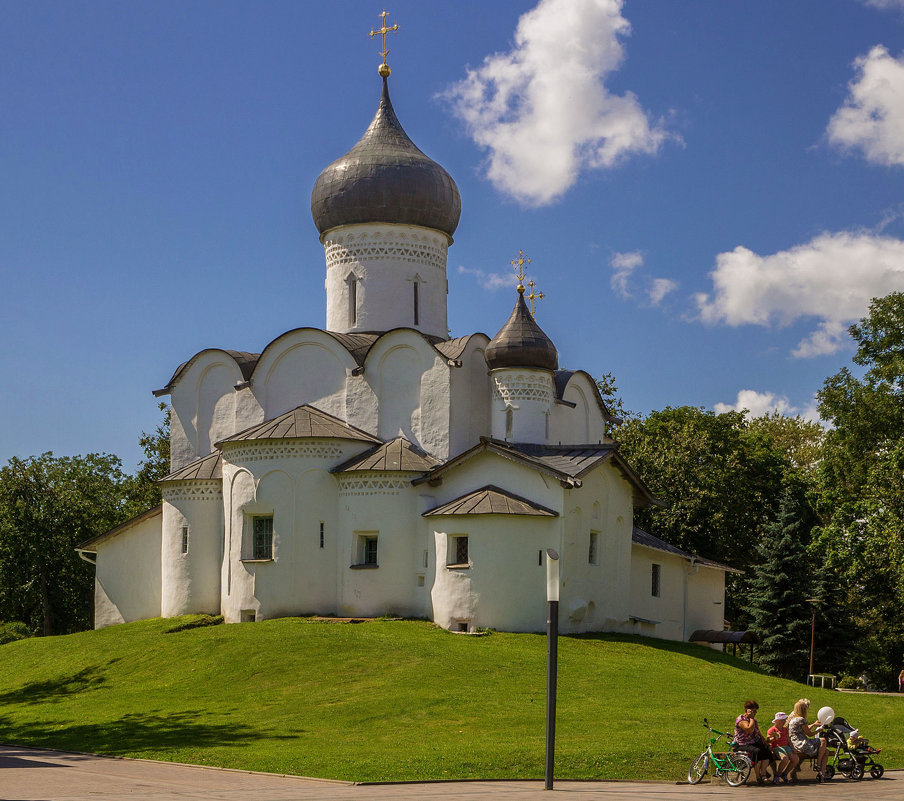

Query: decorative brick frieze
[[161, 480, 223, 502]]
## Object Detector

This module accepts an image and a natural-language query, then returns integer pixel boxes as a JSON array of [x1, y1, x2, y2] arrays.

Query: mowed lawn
[[0, 617, 900, 781]]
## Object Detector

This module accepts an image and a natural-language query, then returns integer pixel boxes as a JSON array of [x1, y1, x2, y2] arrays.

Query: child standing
[[767, 712, 799, 784]]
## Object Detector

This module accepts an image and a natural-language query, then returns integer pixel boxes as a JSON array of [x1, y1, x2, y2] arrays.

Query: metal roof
[[423, 485, 558, 517], [311, 77, 461, 237], [485, 291, 558, 371], [216, 404, 380, 446], [160, 450, 222, 483], [631, 527, 742, 573], [332, 436, 440, 473]]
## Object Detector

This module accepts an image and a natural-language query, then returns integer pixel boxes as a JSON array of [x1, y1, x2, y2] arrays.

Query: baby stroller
[[822, 717, 884, 780]]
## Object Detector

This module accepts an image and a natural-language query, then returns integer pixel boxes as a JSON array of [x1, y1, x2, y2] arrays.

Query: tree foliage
[[742, 488, 817, 678], [0, 453, 129, 635], [814, 292, 904, 687]]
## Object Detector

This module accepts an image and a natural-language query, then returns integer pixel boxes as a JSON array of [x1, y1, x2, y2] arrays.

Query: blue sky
[[3, 0, 904, 471]]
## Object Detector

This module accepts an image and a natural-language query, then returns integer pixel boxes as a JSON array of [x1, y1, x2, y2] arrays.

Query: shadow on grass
[[0, 662, 119, 705], [570, 632, 770, 676], [0, 710, 301, 756]]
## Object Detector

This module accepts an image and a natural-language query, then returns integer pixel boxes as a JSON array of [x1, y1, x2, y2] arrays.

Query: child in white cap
[[767, 712, 799, 784]]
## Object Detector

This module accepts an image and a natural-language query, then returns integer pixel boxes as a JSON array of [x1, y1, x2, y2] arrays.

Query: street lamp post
[[545, 548, 560, 791], [805, 597, 819, 679]]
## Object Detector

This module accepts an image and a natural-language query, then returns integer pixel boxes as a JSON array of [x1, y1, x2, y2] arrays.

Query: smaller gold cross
[[511, 250, 531, 291], [527, 279, 545, 318], [370, 10, 400, 76]]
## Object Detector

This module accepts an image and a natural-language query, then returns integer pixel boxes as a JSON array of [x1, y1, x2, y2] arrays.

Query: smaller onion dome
[[486, 288, 558, 371], [311, 77, 461, 238]]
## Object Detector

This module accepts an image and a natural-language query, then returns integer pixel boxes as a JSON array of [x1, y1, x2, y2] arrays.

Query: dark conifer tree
[[745, 488, 816, 678]]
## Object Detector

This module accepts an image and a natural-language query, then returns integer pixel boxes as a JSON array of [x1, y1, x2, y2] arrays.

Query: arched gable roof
[[154, 328, 489, 398], [153, 350, 259, 397], [554, 369, 617, 422]]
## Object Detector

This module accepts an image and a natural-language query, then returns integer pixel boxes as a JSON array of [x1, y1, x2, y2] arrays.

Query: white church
[[78, 52, 734, 640]]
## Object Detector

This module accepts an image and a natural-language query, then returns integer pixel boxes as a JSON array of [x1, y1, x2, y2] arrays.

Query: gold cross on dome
[[511, 250, 531, 291], [527, 279, 545, 318], [370, 10, 400, 76]]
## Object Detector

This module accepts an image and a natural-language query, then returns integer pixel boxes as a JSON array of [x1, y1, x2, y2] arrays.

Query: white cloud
[[648, 278, 678, 306], [827, 45, 904, 167], [695, 231, 904, 357], [714, 390, 794, 419], [610, 250, 643, 298], [457, 264, 512, 291], [443, 0, 668, 206], [714, 390, 824, 425], [860, 1, 904, 10], [609, 251, 678, 305]]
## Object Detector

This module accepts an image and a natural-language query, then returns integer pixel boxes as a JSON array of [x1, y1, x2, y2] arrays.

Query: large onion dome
[[485, 288, 558, 371], [311, 77, 461, 238]]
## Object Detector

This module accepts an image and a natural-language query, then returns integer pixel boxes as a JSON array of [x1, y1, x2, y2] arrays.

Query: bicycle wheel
[[723, 752, 752, 786], [688, 752, 709, 784]]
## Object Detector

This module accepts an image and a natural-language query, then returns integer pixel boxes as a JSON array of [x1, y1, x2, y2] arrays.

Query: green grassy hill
[[0, 616, 899, 781]]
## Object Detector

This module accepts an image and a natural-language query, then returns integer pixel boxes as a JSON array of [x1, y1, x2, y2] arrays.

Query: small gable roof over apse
[[423, 486, 558, 517], [333, 437, 440, 473], [216, 405, 380, 446]]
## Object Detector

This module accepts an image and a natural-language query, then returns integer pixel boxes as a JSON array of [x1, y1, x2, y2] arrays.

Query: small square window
[[364, 536, 378, 565], [589, 531, 599, 565], [253, 516, 273, 560], [651, 563, 661, 598], [449, 535, 468, 566], [181, 525, 189, 555]]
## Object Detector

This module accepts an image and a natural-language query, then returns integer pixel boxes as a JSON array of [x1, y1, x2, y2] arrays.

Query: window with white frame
[[651, 563, 661, 597]]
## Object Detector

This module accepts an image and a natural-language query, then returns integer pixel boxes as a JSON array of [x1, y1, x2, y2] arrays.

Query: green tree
[[123, 402, 171, 517], [744, 488, 816, 678], [815, 292, 904, 687], [747, 411, 824, 485], [0, 453, 128, 635]]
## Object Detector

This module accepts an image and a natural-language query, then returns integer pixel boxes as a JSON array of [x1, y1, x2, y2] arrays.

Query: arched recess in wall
[[564, 383, 590, 444], [196, 362, 239, 457], [263, 343, 347, 420], [377, 344, 425, 442]]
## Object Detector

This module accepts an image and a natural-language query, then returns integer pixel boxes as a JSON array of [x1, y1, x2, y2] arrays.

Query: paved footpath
[[0, 746, 899, 801]]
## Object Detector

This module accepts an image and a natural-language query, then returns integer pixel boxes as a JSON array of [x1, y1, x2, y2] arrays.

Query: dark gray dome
[[311, 78, 461, 237], [486, 289, 558, 371]]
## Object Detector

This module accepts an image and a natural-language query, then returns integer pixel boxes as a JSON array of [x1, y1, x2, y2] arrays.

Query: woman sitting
[[787, 698, 829, 782], [734, 700, 773, 785]]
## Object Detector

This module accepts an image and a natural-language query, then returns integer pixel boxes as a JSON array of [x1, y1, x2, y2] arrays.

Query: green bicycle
[[687, 718, 753, 786]]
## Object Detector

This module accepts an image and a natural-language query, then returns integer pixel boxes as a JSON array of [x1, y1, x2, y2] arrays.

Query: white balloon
[[817, 706, 835, 725]]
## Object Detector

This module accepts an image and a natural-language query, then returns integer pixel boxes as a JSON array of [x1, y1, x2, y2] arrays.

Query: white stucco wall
[[219, 439, 369, 623], [252, 330, 355, 423], [335, 474, 426, 618], [93, 510, 162, 628], [430, 516, 560, 633], [560, 466, 633, 633], [169, 351, 250, 471], [686, 565, 727, 641], [323, 223, 450, 338], [160, 488, 223, 618], [448, 338, 491, 458], [491, 369, 554, 444], [367, 331, 452, 460], [548, 372, 608, 446]]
